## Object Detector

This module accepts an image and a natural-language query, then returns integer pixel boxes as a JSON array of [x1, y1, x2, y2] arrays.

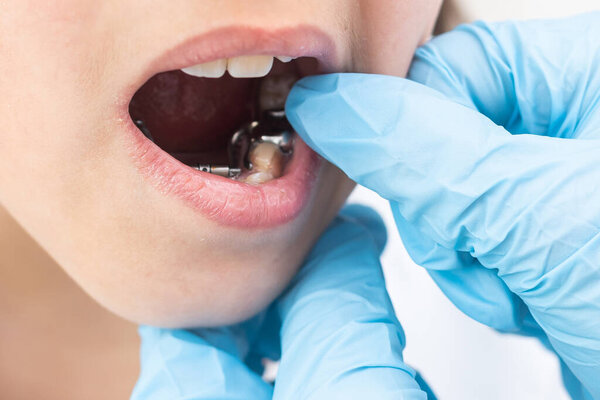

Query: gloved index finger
[[286, 72, 600, 260], [409, 13, 600, 139], [286, 72, 509, 212]]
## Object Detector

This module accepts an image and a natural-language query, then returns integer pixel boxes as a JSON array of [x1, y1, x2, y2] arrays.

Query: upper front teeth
[[181, 55, 296, 78], [275, 56, 294, 63], [228, 55, 273, 78], [181, 59, 227, 78]]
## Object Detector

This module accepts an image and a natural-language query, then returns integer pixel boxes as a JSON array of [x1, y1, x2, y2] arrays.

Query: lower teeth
[[243, 171, 276, 185], [228, 108, 294, 184], [243, 141, 285, 184]]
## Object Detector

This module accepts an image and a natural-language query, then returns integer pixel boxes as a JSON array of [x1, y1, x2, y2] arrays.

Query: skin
[[0, 208, 139, 400], [0, 0, 441, 397]]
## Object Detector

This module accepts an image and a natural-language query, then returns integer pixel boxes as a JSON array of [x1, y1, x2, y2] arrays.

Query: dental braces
[[134, 108, 294, 179]]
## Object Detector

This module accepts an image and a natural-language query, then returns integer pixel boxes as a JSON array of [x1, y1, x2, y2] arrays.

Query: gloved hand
[[131, 205, 431, 400], [285, 12, 600, 400]]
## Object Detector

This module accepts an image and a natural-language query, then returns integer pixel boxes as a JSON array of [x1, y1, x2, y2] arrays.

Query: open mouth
[[123, 26, 337, 228], [129, 56, 318, 184]]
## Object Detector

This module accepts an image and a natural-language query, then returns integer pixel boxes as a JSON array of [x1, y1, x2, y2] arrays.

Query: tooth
[[181, 59, 227, 78], [243, 171, 275, 185], [227, 55, 274, 78], [259, 73, 297, 111], [276, 56, 294, 63], [248, 142, 284, 178]]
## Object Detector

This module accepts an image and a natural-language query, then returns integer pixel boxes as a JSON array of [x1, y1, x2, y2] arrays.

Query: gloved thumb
[[285, 73, 600, 272]]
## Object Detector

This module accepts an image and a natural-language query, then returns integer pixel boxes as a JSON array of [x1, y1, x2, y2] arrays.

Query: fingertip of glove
[[292, 74, 342, 92], [285, 74, 341, 116], [339, 204, 388, 253], [285, 74, 342, 155]]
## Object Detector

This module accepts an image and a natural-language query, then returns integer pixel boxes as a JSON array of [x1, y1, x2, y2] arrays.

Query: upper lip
[[127, 24, 340, 103], [118, 25, 337, 229]]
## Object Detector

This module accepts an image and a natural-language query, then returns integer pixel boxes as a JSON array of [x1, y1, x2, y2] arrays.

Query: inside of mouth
[[128, 57, 318, 182]]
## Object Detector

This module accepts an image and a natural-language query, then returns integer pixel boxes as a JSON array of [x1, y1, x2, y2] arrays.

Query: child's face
[[0, 1, 441, 327]]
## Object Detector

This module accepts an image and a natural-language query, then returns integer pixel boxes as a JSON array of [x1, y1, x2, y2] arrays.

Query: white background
[[348, 1, 599, 399]]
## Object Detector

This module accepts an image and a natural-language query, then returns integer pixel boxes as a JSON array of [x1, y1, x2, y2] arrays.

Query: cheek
[[0, 2, 118, 200], [354, 0, 442, 75]]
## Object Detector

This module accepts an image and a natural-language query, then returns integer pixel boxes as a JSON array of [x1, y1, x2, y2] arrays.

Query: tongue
[[129, 70, 259, 155]]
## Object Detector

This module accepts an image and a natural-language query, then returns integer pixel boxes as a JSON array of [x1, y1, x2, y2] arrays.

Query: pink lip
[[119, 25, 336, 228]]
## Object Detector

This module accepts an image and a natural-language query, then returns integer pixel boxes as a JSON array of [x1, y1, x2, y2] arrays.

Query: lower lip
[[125, 119, 321, 228]]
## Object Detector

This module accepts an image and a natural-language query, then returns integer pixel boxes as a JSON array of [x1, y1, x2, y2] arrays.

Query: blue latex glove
[[285, 13, 600, 399], [131, 205, 430, 400]]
